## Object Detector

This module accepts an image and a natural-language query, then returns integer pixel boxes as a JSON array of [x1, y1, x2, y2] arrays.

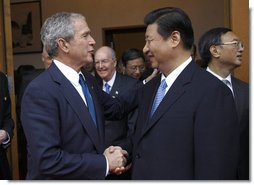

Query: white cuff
[[2, 132, 10, 145], [105, 155, 109, 176]]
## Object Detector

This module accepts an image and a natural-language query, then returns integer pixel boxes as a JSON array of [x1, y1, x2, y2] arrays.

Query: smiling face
[[125, 58, 146, 79], [94, 47, 117, 81], [143, 23, 172, 71]]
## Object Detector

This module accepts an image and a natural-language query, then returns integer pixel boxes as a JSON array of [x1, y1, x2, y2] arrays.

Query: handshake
[[103, 146, 131, 175]]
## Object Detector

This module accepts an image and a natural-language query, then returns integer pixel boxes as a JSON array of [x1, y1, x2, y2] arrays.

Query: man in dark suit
[[131, 7, 239, 180], [0, 71, 14, 179], [16, 47, 52, 179], [198, 27, 249, 180], [94, 46, 138, 179], [21, 12, 136, 179], [95, 46, 137, 150]]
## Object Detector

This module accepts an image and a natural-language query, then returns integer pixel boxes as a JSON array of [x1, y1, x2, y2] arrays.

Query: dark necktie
[[222, 79, 234, 96], [79, 74, 97, 126], [105, 82, 111, 94], [150, 79, 167, 117]]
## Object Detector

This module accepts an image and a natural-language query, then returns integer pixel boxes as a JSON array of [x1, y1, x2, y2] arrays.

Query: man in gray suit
[[198, 27, 249, 180]]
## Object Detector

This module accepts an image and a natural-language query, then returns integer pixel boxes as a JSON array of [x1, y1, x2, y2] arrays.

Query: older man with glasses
[[94, 46, 138, 180], [198, 27, 249, 180]]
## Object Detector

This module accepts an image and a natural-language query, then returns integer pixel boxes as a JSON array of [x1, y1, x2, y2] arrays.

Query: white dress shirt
[[103, 71, 116, 92], [162, 56, 192, 93], [206, 67, 234, 95], [53, 60, 87, 105]]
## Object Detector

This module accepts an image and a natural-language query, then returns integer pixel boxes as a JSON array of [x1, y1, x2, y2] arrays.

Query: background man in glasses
[[198, 27, 249, 180]]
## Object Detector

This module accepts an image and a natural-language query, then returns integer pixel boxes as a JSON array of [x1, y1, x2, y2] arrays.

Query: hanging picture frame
[[11, 1, 42, 54]]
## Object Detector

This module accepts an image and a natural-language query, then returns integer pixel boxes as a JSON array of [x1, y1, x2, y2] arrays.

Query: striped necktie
[[150, 79, 167, 117], [105, 82, 111, 94]]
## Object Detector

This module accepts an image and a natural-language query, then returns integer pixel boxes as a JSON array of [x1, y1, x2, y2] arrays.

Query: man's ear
[[170, 31, 181, 48], [210, 45, 221, 58], [57, 38, 69, 53]]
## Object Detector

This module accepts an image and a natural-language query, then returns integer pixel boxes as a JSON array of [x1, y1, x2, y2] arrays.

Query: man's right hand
[[103, 146, 128, 174]]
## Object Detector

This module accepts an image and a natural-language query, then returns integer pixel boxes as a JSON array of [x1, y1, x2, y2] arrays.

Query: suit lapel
[[110, 73, 121, 97], [49, 64, 102, 152], [140, 61, 195, 139]]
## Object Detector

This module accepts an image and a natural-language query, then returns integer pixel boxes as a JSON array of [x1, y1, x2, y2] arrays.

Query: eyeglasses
[[128, 65, 146, 72], [216, 40, 244, 49]]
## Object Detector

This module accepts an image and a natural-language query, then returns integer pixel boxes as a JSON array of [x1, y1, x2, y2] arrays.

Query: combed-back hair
[[198, 27, 231, 67], [144, 7, 194, 50], [40, 12, 85, 58]]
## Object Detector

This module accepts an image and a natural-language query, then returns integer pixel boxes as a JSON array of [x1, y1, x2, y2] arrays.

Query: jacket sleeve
[[194, 82, 239, 179], [0, 73, 14, 149]]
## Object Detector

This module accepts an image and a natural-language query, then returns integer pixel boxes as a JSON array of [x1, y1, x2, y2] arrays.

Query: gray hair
[[108, 46, 117, 61], [40, 12, 85, 58]]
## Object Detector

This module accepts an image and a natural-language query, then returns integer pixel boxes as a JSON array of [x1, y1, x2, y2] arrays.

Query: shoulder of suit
[[117, 72, 137, 82], [0, 71, 6, 80], [232, 76, 249, 86]]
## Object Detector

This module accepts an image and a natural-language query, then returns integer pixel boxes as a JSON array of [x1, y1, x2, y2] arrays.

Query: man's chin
[[87, 58, 93, 64], [151, 62, 159, 69]]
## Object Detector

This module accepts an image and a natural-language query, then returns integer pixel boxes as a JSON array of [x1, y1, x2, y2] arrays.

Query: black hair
[[198, 27, 232, 67], [144, 7, 194, 50], [121, 48, 145, 67]]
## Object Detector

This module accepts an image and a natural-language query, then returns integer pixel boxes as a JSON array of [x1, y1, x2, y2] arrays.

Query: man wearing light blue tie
[[131, 7, 239, 180], [94, 46, 138, 180]]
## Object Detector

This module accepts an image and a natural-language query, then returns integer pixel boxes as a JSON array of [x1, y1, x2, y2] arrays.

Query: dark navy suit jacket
[[131, 61, 240, 180], [97, 72, 138, 152], [231, 76, 249, 179], [0, 72, 14, 179], [21, 63, 136, 179]]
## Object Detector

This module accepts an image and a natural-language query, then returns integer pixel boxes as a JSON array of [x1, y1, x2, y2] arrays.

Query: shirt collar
[[162, 56, 192, 88], [206, 67, 232, 84], [53, 59, 81, 86], [103, 71, 116, 87]]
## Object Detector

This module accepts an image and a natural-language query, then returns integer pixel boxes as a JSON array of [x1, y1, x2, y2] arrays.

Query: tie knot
[[79, 74, 85, 83], [105, 82, 111, 94], [222, 79, 230, 86], [105, 82, 110, 88]]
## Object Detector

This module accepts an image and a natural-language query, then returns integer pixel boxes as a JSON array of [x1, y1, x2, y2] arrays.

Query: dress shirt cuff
[[105, 155, 109, 176], [142, 79, 146, 84], [2, 131, 10, 145]]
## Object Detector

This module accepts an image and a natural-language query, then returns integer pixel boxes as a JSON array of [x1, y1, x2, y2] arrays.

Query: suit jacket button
[[136, 153, 141, 159]]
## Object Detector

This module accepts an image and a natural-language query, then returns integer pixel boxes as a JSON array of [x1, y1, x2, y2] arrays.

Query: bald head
[[95, 46, 116, 60], [94, 46, 117, 81]]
